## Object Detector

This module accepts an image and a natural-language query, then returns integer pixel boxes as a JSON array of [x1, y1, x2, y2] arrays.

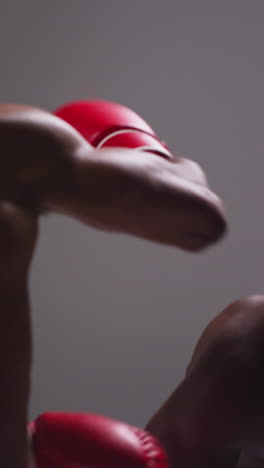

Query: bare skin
[[0, 203, 38, 468], [0, 104, 226, 250], [0, 103, 227, 467], [146, 296, 264, 468]]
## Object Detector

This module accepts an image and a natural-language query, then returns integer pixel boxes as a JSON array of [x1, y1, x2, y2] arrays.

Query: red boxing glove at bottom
[[28, 412, 168, 468]]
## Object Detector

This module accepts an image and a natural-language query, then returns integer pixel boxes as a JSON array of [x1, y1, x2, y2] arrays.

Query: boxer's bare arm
[[0, 102, 226, 466], [50, 147, 226, 251], [0, 202, 38, 468], [0, 104, 227, 251]]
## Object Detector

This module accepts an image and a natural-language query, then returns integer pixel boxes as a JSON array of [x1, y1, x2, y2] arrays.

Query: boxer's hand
[[28, 412, 168, 468], [0, 103, 226, 251], [0, 202, 38, 468], [146, 296, 264, 468]]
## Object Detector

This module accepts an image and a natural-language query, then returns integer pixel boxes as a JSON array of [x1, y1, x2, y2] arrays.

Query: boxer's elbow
[[187, 196, 227, 252]]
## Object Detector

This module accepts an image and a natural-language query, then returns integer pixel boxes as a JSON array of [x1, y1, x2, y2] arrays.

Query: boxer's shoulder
[[0, 104, 88, 207], [0, 103, 86, 156]]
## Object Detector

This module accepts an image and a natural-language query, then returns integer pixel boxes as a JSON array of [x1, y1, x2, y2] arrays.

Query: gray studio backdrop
[[0, 1, 263, 427]]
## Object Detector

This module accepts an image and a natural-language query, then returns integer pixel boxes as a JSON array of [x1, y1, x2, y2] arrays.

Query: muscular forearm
[[0, 203, 38, 468], [45, 147, 226, 250], [0, 281, 32, 468], [0, 104, 226, 251]]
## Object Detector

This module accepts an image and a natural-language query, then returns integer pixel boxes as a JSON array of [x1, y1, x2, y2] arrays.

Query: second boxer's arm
[[146, 297, 264, 468]]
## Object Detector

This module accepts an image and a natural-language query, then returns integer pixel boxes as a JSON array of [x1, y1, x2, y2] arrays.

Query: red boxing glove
[[28, 412, 168, 468], [54, 100, 173, 160]]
